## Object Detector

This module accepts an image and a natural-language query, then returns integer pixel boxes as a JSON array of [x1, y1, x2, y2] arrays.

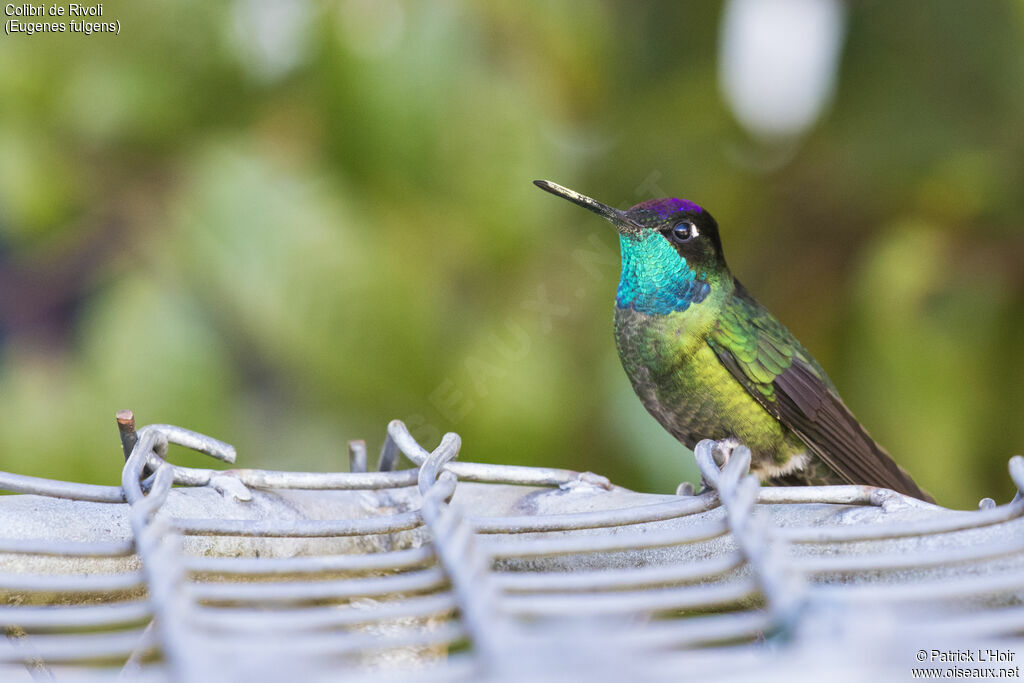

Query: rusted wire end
[[116, 409, 137, 463], [348, 440, 367, 473]]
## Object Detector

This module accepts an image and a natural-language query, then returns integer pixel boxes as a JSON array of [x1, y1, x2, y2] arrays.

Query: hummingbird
[[534, 180, 931, 501]]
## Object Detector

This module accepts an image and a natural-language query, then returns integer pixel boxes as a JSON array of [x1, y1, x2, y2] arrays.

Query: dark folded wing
[[708, 282, 931, 501]]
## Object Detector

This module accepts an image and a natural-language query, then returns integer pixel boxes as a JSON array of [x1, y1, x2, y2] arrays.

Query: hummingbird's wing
[[708, 282, 932, 501]]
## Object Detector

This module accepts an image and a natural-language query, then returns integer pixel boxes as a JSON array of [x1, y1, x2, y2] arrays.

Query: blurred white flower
[[719, 0, 847, 140], [231, 0, 312, 82]]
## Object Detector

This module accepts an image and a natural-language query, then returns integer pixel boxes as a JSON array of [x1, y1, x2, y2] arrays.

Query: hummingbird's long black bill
[[533, 180, 642, 233]]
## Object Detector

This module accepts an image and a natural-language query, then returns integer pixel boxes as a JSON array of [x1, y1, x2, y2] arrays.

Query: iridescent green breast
[[613, 304, 808, 474]]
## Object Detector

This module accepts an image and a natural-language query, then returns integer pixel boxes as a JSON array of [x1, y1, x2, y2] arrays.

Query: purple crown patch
[[631, 197, 702, 219]]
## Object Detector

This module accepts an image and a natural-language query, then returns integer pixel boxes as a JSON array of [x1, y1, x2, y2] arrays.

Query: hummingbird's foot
[[711, 437, 743, 468], [675, 481, 696, 496], [691, 438, 749, 495]]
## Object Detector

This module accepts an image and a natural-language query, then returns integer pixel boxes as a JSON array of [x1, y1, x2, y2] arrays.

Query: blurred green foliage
[[1, 0, 1022, 508]]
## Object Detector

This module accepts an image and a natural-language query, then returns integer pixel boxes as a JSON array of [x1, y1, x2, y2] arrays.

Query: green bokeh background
[[1, 1, 1022, 509]]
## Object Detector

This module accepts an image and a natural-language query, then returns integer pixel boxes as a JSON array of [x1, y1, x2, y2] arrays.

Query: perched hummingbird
[[534, 180, 931, 501]]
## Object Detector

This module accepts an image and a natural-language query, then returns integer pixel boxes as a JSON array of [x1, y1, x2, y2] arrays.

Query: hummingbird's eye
[[670, 221, 697, 243]]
